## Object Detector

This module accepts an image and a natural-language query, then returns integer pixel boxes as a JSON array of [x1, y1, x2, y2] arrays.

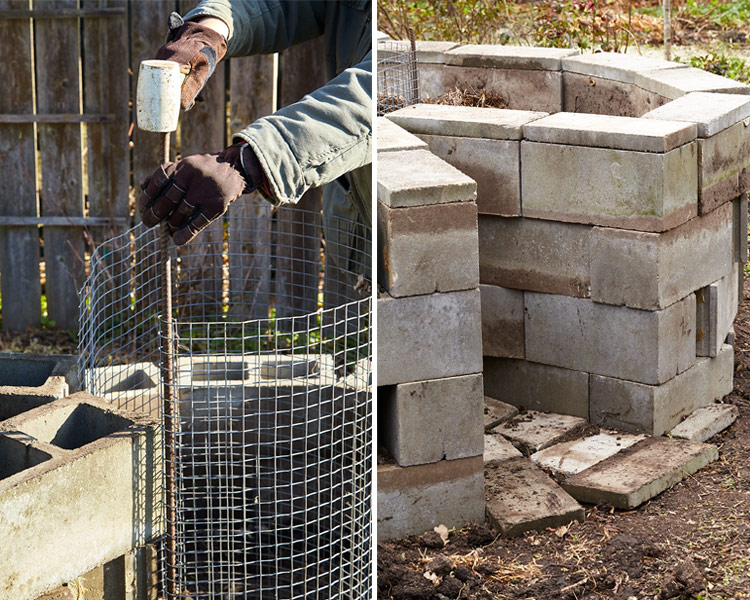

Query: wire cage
[[377, 33, 420, 116], [78, 203, 372, 599]]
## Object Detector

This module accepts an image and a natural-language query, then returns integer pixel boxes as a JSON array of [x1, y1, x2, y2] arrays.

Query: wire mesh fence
[[377, 32, 420, 116], [78, 205, 372, 599]]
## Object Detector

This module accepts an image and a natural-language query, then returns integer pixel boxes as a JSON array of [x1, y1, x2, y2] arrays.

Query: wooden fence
[[0, 0, 332, 331]]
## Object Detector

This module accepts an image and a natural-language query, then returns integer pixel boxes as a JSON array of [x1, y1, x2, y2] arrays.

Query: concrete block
[[480, 284, 524, 359], [484, 396, 519, 430], [642, 91, 750, 138], [523, 112, 697, 153], [497, 410, 587, 454], [85, 361, 161, 417], [483, 358, 589, 418], [378, 289, 483, 386], [696, 269, 738, 358], [697, 120, 750, 213], [590, 343, 734, 435], [387, 104, 548, 140], [378, 200, 479, 297], [376, 117, 428, 153], [478, 216, 591, 297], [381, 374, 484, 467], [735, 194, 748, 264], [590, 201, 734, 310], [377, 149, 477, 208], [377, 456, 485, 540], [418, 62, 447, 101], [521, 140, 699, 232], [563, 73, 669, 118], [379, 39, 461, 64], [562, 437, 718, 509], [526, 293, 696, 385], [485, 457, 584, 536], [669, 403, 739, 442], [445, 45, 577, 71], [417, 134, 521, 215], [443, 65, 564, 113], [635, 67, 750, 99], [562, 52, 687, 84], [531, 431, 645, 477], [484, 433, 522, 463], [0, 392, 161, 600]]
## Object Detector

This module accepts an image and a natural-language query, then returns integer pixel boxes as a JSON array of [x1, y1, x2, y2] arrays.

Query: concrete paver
[[669, 404, 739, 442], [498, 410, 587, 454]]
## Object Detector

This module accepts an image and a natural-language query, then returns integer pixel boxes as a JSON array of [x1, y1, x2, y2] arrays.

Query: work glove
[[155, 12, 227, 110], [138, 143, 269, 245]]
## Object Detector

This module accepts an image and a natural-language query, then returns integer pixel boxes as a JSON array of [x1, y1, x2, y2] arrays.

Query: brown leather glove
[[155, 13, 227, 110], [138, 143, 268, 245]]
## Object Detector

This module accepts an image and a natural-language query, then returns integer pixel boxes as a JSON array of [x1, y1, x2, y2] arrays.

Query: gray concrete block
[[484, 433, 522, 463], [380, 39, 461, 64], [417, 134, 521, 215], [381, 373, 484, 467], [590, 201, 734, 310], [521, 140, 699, 232], [445, 45, 577, 70], [377, 456, 485, 540], [635, 67, 750, 99], [498, 410, 588, 454], [377, 149, 477, 208], [698, 120, 750, 213], [480, 284, 524, 359], [483, 358, 589, 418], [735, 193, 748, 264], [418, 62, 447, 101], [484, 396, 519, 430], [696, 269, 738, 358], [562, 52, 686, 84], [563, 73, 669, 118], [525, 293, 696, 385], [378, 289, 483, 386], [377, 117, 428, 153], [479, 216, 591, 297], [387, 103, 548, 140], [378, 200, 479, 297], [485, 457, 584, 537], [523, 112, 697, 153], [562, 437, 718, 509], [590, 343, 734, 435], [443, 66, 564, 113], [642, 91, 750, 138], [669, 403, 739, 442]]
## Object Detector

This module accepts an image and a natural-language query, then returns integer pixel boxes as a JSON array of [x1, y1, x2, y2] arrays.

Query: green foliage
[[683, 52, 750, 83], [680, 0, 750, 30]]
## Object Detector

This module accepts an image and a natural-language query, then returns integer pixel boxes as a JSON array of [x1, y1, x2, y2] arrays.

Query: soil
[[0, 327, 78, 355], [378, 278, 750, 600]]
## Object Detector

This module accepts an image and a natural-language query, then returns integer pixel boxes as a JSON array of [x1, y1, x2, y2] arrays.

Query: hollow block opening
[[190, 360, 249, 382], [0, 435, 52, 480], [0, 357, 55, 388], [105, 369, 157, 393]]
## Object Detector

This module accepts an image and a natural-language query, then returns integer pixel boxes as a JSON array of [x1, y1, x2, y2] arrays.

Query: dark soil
[[0, 327, 78, 355], [378, 279, 750, 600]]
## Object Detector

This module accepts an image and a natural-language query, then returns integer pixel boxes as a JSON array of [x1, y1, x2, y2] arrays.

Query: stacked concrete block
[[376, 124, 485, 539], [377, 39, 460, 101]]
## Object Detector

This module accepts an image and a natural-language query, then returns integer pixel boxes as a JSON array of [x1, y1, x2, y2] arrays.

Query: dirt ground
[[378, 279, 750, 600]]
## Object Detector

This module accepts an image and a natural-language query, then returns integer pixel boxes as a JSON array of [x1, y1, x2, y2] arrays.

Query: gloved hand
[[155, 12, 227, 110], [138, 143, 268, 245]]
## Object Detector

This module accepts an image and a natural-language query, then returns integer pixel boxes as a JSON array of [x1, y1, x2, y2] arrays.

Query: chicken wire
[[377, 32, 419, 115], [78, 204, 372, 600]]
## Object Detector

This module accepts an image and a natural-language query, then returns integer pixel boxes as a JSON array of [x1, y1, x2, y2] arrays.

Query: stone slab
[[478, 216, 591, 297], [484, 433, 522, 463], [521, 140, 699, 232], [562, 52, 686, 83], [484, 396, 519, 430], [480, 284, 524, 359], [531, 431, 645, 477], [497, 410, 588, 454], [445, 45, 577, 70], [523, 112, 697, 153], [563, 437, 719, 509], [485, 457, 584, 537], [377, 456, 485, 540], [669, 404, 739, 442], [563, 73, 669, 118], [590, 201, 734, 310], [376, 117, 428, 153], [387, 103, 548, 140], [378, 200, 479, 297], [642, 91, 750, 138], [378, 289, 483, 386], [525, 293, 696, 385], [483, 358, 589, 419], [377, 148, 477, 208], [590, 344, 734, 435], [381, 373, 484, 467], [635, 66, 750, 99]]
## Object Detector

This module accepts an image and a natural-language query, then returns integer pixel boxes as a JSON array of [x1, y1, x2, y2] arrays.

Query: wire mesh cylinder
[[79, 205, 372, 599]]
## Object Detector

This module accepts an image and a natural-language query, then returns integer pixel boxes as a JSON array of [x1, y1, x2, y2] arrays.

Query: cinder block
[[563, 73, 669, 117], [642, 91, 750, 138], [590, 343, 734, 435], [376, 117, 428, 153], [635, 66, 750, 99], [377, 456, 485, 540], [478, 216, 591, 297], [480, 284, 524, 358], [525, 293, 696, 385], [377, 149, 477, 208], [696, 269, 738, 358], [445, 45, 577, 71], [483, 357, 589, 418], [378, 289, 483, 386], [562, 52, 687, 84], [381, 373, 484, 466], [521, 140, 698, 232], [590, 201, 734, 310], [735, 193, 748, 264], [418, 62, 447, 101], [378, 200, 479, 297], [379, 39, 461, 64]]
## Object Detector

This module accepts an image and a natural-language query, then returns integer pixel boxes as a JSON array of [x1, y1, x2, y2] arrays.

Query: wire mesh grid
[[377, 33, 420, 116], [78, 204, 372, 599]]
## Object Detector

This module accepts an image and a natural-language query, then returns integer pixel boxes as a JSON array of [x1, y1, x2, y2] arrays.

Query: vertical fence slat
[[35, 0, 84, 330], [0, 0, 41, 330], [228, 54, 275, 320]]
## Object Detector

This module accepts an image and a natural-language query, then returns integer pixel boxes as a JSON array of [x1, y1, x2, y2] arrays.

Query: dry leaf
[[424, 570, 441, 586], [554, 525, 569, 538], [434, 524, 449, 546]]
